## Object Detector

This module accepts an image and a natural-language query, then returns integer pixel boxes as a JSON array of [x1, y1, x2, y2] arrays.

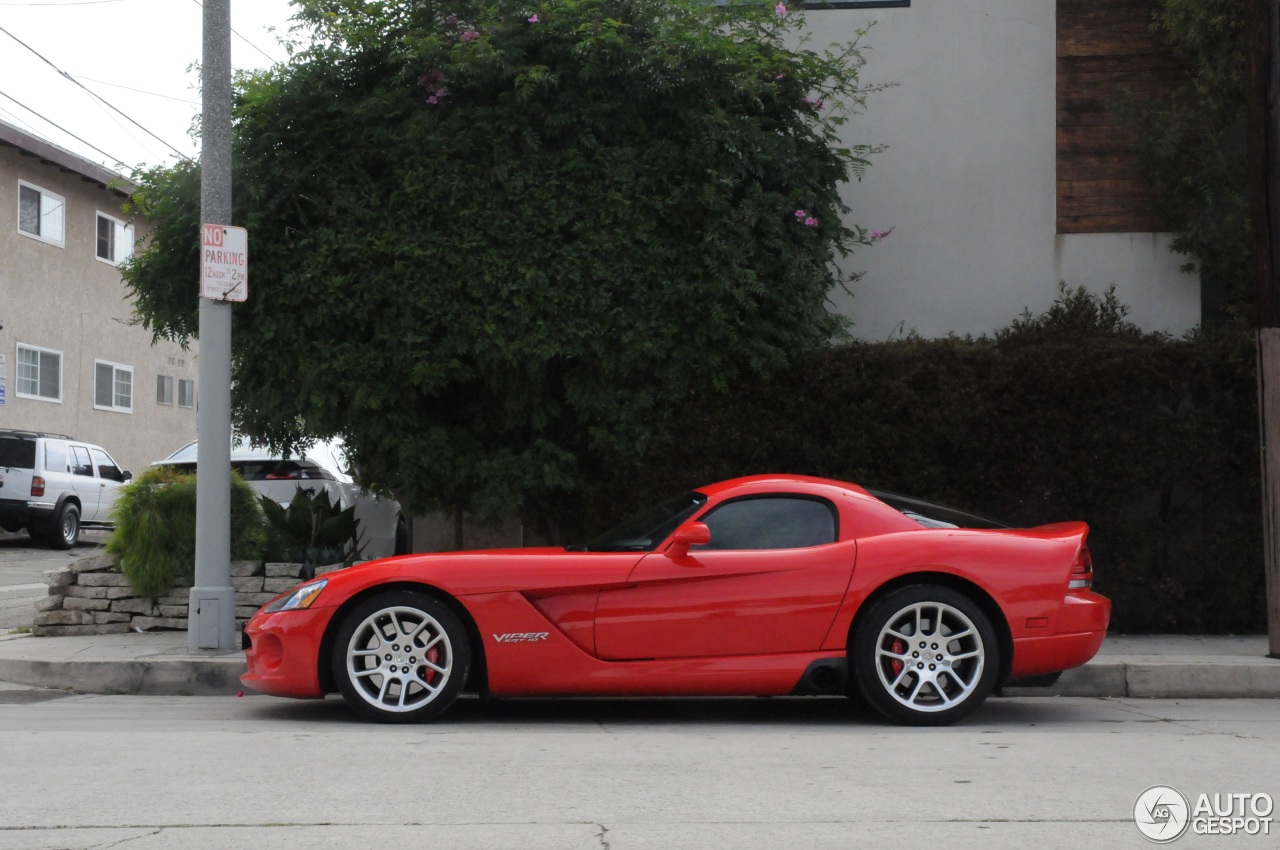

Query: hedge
[[564, 288, 1265, 634]]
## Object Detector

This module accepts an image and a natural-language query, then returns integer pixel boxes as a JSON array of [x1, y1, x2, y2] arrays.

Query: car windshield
[[570, 491, 709, 552]]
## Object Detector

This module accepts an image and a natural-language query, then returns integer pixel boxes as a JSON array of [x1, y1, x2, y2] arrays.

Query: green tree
[[123, 0, 882, 523], [1115, 0, 1248, 318]]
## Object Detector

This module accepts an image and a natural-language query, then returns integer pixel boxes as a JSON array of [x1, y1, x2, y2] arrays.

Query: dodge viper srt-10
[[242, 475, 1110, 725]]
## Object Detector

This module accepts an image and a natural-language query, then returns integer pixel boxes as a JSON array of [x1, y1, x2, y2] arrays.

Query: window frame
[[17, 180, 66, 248], [15, 343, 63, 403], [94, 210, 133, 266], [156, 374, 174, 405], [93, 359, 134, 414], [692, 494, 840, 551], [177, 378, 195, 409]]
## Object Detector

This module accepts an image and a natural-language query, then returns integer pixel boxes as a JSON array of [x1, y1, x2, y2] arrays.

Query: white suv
[[0, 430, 132, 549]]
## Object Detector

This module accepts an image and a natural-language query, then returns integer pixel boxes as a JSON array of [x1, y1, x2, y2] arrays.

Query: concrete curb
[[1005, 661, 1280, 699], [0, 656, 246, 696], [0, 633, 246, 696]]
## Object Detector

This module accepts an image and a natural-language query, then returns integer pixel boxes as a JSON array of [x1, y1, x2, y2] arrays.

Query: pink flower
[[805, 217, 818, 227], [444, 15, 458, 30], [427, 95, 439, 104], [461, 30, 477, 41], [528, 14, 539, 23], [795, 209, 806, 218], [802, 96, 824, 110], [775, 3, 787, 16], [870, 227, 895, 241]]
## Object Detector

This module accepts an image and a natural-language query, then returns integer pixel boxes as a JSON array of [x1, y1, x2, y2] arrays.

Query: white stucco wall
[[807, 0, 1200, 340]]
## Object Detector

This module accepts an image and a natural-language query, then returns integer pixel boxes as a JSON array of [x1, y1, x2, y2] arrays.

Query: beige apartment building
[[0, 119, 197, 476]]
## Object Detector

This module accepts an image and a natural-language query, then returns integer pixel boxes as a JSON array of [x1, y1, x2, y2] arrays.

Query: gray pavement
[[1, 693, 1277, 848]]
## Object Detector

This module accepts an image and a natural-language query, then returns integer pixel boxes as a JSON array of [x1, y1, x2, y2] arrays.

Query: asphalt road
[[0, 530, 107, 631], [0, 691, 1275, 849]]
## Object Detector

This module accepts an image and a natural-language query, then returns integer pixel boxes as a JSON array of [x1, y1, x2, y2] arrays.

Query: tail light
[[1068, 544, 1093, 590], [30, 476, 45, 497]]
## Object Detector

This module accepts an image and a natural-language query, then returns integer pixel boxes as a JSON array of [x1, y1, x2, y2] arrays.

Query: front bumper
[[241, 606, 336, 699]]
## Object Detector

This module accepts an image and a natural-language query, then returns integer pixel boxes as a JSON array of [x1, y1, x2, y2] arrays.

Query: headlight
[[262, 580, 328, 613]]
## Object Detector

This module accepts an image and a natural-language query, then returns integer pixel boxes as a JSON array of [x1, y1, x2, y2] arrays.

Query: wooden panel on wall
[[1057, 0, 1184, 234]]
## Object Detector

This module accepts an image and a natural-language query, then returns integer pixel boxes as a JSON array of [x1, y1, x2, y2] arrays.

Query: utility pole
[[189, 0, 236, 651], [1247, 0, 1280, 659]]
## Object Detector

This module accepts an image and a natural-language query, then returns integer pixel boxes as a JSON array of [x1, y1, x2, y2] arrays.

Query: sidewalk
[[0, 631, 1276, 698]]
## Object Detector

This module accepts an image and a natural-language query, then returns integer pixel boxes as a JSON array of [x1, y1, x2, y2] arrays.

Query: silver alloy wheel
[[344, 605, 453, 714], [873, 600, 985, 713], [57, 506, 79, 548]]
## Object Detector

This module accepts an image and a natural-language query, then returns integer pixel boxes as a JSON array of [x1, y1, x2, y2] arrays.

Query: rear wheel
[[332, 591, 470, 723], [853, 585, 999, 726], [49, 503, 80, 550]]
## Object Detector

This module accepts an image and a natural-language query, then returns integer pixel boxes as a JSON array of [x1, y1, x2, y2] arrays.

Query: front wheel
[[332, 591, 470, 723], [852, 585, 1000, 726]]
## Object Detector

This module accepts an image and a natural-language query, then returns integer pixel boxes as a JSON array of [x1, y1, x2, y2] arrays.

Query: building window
[[157, 374, 174, 405], [95, 212, 133, 265], [178, 378, 194, 409], [15, 344, 62, 402], [94, 360, 133, 413], [17, 181, 65, 247]]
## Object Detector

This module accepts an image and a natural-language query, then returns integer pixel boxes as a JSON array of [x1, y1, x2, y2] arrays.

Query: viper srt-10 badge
[[492, 632, 549, 643]]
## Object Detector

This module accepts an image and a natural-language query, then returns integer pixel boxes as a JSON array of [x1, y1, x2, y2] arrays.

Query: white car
[[155, 438, 409, 560], [1, 429, 132, 549]]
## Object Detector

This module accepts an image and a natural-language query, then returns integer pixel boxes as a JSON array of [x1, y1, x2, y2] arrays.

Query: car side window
[[70, 446, 94, 477], [44, 440, 68, 473], [90, 448, 123, 482], [694, 496, 838, 550]]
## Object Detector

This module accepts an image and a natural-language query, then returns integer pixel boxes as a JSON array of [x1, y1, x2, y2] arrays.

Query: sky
[[0, 0, 300, 174]]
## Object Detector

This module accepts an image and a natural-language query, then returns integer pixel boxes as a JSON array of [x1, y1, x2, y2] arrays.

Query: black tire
[[332, 590, 470, 723], [852, 584, 1000, 726], [49, 503, 80, 550]]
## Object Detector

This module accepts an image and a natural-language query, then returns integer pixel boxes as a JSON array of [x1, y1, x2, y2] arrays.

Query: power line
[[71, 73, 200, 105], [189, 0, 278, 65], [0, 87, 124, 164], [0, 22, 192, 161]]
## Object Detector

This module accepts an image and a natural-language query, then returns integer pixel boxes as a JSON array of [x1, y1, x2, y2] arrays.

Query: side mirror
[[666, 522, 710, 559], [122, 471, 132, 482]]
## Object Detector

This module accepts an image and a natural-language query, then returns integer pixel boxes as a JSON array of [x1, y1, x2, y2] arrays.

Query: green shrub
[[107, 468, 270, 598], [260, 487, 363, 570], [563, 287, 1264, 634]]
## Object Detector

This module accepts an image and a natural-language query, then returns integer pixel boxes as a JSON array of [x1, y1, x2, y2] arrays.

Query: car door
[[89, 447, 127, 520], [67, 444, 100, 521], [594, 495, 857, 660]]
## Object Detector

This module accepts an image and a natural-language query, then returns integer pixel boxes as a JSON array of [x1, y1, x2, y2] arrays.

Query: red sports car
[[241, 475, 1110, 725]]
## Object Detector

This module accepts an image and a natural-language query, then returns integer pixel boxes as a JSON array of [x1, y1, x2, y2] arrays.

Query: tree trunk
[[1246, 0, 1280, 658]]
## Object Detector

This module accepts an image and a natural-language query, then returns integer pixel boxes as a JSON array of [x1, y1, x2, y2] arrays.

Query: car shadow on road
[[244, 692, 1064, 728]]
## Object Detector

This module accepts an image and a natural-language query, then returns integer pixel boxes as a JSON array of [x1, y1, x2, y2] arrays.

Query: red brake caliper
[[421, 646, 440, 684], [889, 639, 905, 678]]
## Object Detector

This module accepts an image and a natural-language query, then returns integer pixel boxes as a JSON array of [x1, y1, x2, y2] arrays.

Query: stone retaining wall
[[31, 553, 340, 637]]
